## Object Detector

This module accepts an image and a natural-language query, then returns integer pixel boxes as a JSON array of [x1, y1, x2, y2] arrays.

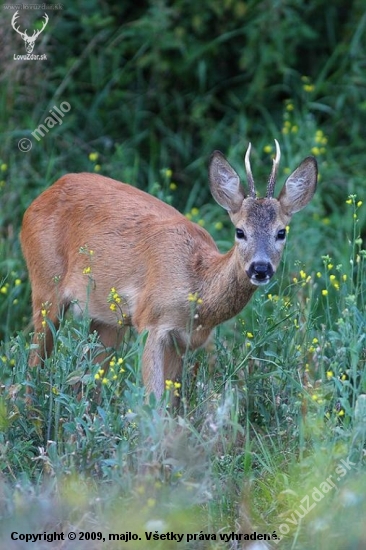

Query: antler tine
[[244, 142, 256, 198], [11, 11, 26, 37], [32, 13, 49, 39], [266, 139, 281, 198]]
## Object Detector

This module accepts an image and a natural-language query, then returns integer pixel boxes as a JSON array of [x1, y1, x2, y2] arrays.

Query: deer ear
[[209, 151, 245, 213], [278, 157, 317, 215]]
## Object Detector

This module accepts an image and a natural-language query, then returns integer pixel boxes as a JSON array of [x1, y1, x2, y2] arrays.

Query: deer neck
[[197, 247, 257, 329]]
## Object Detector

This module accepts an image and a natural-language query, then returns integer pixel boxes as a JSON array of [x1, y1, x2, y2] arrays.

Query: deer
[[11, 11, 48, 54], [20, 141, 317, 401]]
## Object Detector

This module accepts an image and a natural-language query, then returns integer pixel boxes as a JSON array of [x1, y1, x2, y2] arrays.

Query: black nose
[[247, 262, 274, 282]]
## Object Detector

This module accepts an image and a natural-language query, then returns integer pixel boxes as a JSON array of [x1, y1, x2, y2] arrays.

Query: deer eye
[[235, 228, 246, 240], [277, 229, 286, 240]]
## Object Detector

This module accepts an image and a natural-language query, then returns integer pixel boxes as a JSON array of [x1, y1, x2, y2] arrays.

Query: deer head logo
[[12, 11, 49, 54]]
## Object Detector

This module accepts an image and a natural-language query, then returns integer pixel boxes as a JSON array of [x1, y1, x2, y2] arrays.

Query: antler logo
[[11, 11, 49, 54]]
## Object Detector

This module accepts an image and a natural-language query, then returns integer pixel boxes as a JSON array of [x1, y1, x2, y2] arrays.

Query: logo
[[11, 10, 48, 54]]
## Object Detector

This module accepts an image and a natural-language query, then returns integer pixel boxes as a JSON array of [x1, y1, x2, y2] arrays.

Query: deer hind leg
[[28, 295, 68, 367], [142, 329, 183, 403]]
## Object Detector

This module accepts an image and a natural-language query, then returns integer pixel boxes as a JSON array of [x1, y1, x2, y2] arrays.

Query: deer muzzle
[[246, 261, 274, 286]]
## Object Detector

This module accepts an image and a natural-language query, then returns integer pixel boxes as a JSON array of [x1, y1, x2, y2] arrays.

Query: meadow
[[0, 1, 365, 548]]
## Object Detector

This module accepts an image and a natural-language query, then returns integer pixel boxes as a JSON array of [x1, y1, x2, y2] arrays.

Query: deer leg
[[26, 297, 67, 404], [28, 298, 66, 367], [142, 330, 183, 404]]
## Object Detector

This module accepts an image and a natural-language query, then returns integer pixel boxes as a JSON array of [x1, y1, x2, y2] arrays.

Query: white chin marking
[[251, 277, 270, 287]]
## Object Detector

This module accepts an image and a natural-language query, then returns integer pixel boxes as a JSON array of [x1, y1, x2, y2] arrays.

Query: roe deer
[[21, 141, 317, 400]]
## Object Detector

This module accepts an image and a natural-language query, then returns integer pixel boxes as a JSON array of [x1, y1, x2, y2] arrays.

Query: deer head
[[12, 11, 48, 54], [209, 140, 317, 286]]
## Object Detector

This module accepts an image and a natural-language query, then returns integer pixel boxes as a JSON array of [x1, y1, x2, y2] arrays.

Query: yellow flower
[[322, 289, 328, 296], [165, 379, 174, 390], [263, 144, 273, 154], [89, 152, 99, 162], [94, 164, 101, 172], [1, 163, 8, 172], [169, 182, 177, 191], [215, 221, 223, 230], [191, 207, 199, 216], [246, 332, 254, 339], [188, 292, 202, 304], [109, 303, 117, 311], [357, 200, 362, 207], [83, 266, 91, 274], [326, 371, 333, 379], [15, 279, 21, 286], [102, 377, 108, 384]]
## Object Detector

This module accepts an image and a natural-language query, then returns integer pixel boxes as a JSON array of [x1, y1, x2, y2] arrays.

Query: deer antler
[[266, 139, 281, 198], [244, 143, 256, 198], [31, 13, 49, 40], [11, 11, 48, 41], [11, 11, 27, 39]]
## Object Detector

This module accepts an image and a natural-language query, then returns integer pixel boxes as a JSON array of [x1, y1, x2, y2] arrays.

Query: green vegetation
[[0, 1, 365, 548]]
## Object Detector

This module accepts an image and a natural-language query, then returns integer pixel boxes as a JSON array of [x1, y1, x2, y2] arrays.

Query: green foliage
[[0, 1, 366, 548]]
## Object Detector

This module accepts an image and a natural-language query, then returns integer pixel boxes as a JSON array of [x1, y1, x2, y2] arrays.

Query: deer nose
[[247, 262, 274, 284]]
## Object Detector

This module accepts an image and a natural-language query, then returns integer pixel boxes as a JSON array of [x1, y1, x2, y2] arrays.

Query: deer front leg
[[142, 329, 183, 403]]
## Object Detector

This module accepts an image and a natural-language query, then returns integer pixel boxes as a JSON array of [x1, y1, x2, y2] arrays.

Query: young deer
[[21, 141, 317, 400]]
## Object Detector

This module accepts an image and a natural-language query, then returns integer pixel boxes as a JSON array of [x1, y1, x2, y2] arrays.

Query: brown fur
[[20, 148, 317, 400]]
